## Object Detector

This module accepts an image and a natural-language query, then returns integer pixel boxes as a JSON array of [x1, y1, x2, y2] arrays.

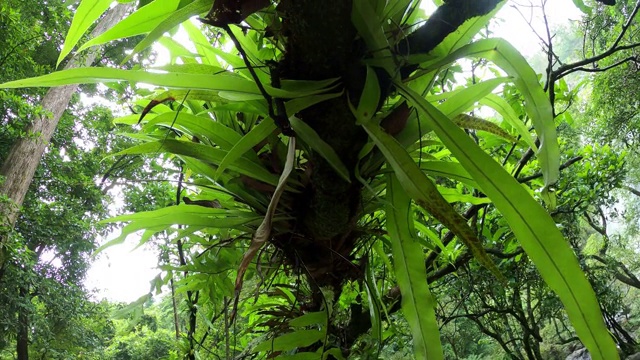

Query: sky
[[84, 0, 584, 303]]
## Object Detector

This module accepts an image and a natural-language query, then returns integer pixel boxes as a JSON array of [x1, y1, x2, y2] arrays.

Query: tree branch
[[623, 184, 640, 197], [399, 0, 503, 77], [559, 56, 639, 78], [552, 0, 640, 80], [517, 155, 583, 183], [588, 254, 640, 289]]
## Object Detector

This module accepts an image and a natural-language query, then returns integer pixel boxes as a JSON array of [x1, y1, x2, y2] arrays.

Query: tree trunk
[[0, 4, 131, 269], [170, 279, 180, 339], [16, 286, 29, 360], [265, 0, 503, 351]]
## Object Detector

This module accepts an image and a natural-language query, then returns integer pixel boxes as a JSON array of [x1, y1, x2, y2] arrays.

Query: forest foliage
[[1, 0, 640, 359]]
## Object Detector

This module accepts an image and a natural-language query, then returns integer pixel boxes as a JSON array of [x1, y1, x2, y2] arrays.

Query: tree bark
[[0, 4, 131, 269]]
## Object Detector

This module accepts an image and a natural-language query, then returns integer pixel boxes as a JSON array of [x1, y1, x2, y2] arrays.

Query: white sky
[[85, 235, 159, 302], [84, 0, 583, 303]]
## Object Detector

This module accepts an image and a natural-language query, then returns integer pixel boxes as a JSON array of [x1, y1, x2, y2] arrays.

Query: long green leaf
[[289, 117, 351, 183], [96, 205, 261, 254], [419, 161, 477, 187], [182, 18, 220, 66], [396, 77, 510, 153], [57, 0, 112, 66], [363, 121, 506, 283], [254, 329, 324, 353], [352, 1, 394, 74], [363, 261, 382, 342], [351, 66, 382, 123], [479, 93, 536, 149], [156, 36, 201, 61], [386, 174, 442, 360], [572, 0, 592, 14], [437, 77, 509, 117], [453, 114, 516, 142], [182, 158, 268, 211], [422, 38, 559, 191], [0, 68, 334, 99], [123, 0, 211, 63], [432, 0, 505, 56], [143, 112, 243, 151], [116, 139, 280, 186], [288, 312, 326, 328], [437, 186, 491, 205], [77, 0, 182, 53], [215, 118, 277, 179], [285, 92, 343, 116], [397, 82, 619, 360]]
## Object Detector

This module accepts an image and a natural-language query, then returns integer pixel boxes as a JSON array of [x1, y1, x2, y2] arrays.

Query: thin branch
[[516, 155, 583, 183], [541, 0, 555, 93], [559, 56, 639, 78], [623, 184, 640, 197], [588, 254, 640, 289], [584, 210, 606, 236], [552, 0, 640, 80], [513, 138, 540, 179]]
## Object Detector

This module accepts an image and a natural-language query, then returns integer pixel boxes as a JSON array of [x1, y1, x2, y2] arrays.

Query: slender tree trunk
[[170, 278, 180, 339], [16, 286, 29, 360], [0, 4, 131, 269]]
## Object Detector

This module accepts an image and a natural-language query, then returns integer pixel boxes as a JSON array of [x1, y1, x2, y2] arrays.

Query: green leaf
[[77, 0, 182, 54], [290, 117, 351, 183], [57, 0, 113, 66], [143, 112, 244, 151], [156, 36, 200, 60], [363, 121, 506, 283], [112, 294, 152, 319], [419, 161, 477, 187], [437, 77, 509, 117], [422, 38, 559, 192], [572, 0, 592, 14], [397, 82, 619, 360], [437, 186, 491, 204], [432, 1, 506, 56], [453, 114, 516, 142], [147, 88, 225, 105], [182, 18, 221, 66], [285, 91, 343, 115], [289, 312, 326, 328], [0, 67, 335, 99], [352, 1, 394, 73], [383, 0, 413, 25], [386, 174, 443, 359], [364, 260, 383, 341], [322, 348, 346, 360], [95, 205, 261, 254], [354, 66, 381, 123], [116, 139, 280, 186], [215, 118, 277, 179], [123, 0, 211, 63], [479, 93, 536, 150], [254, 329, 324, 353], [275, 351, 323, 360], [352, 0, 387, 52]]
